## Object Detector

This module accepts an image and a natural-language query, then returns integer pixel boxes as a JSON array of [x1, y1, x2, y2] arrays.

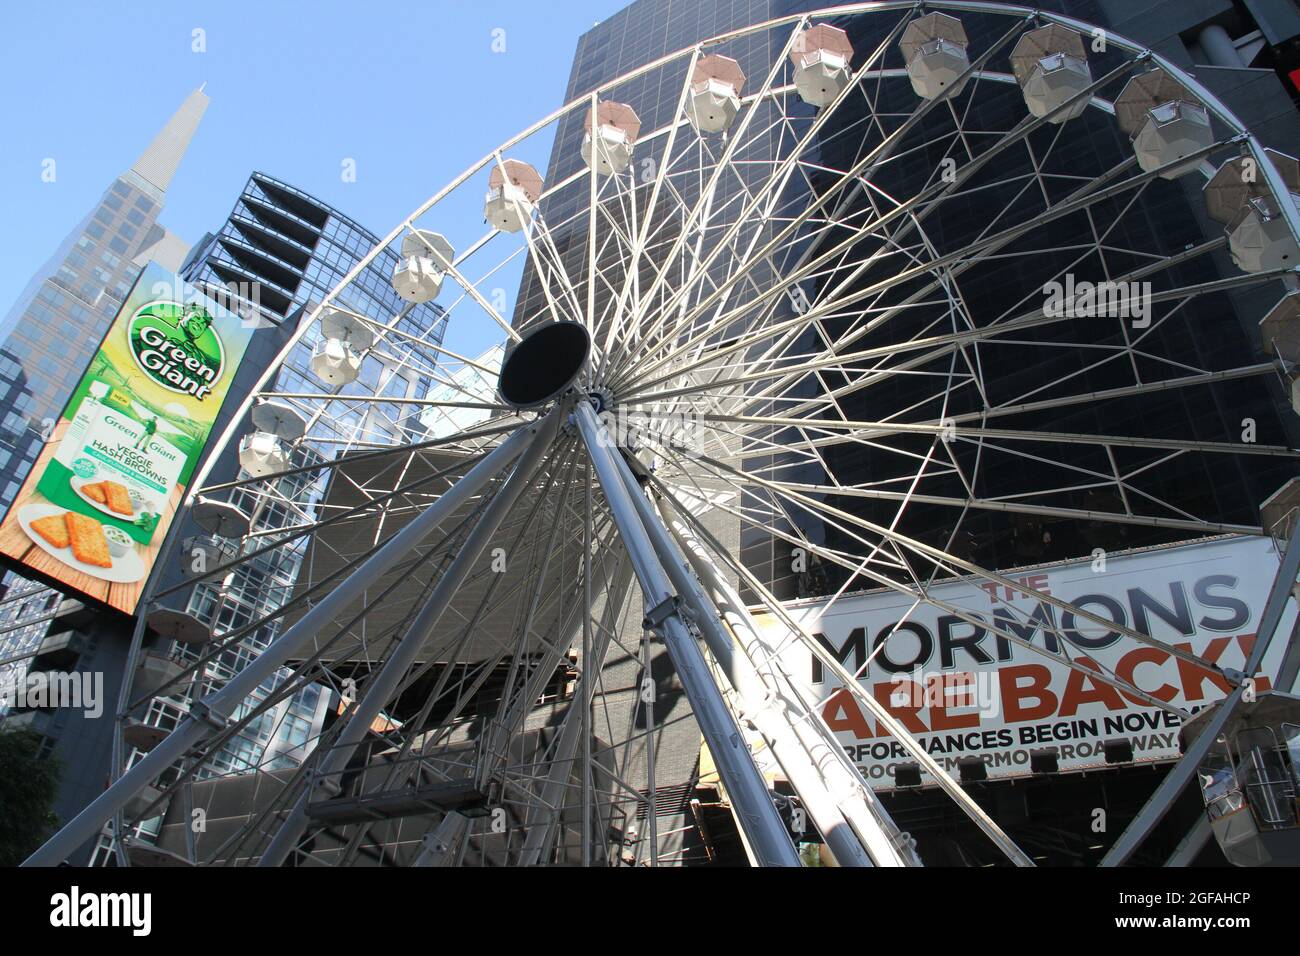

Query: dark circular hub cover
[[497, 321, 591, 408]]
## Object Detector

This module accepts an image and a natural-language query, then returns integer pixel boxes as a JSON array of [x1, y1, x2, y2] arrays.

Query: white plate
[[70, 474, 152, 521], [16, 503, 147, 583]]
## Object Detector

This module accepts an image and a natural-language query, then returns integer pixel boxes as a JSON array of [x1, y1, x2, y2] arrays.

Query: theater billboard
[[750, 535, 1294, 788], [0, 262, 256, 615]]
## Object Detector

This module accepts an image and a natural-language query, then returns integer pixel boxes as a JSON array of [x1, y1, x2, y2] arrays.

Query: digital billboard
[[743, 536, 1293, 788], [0, 262, 257, 614]]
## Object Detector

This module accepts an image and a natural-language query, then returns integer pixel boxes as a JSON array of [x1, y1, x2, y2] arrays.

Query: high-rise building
[[80, 173, 452, 864], [174, 170, 449, 656], [0, 89, 208, 726], [0, 87, 208, 506]]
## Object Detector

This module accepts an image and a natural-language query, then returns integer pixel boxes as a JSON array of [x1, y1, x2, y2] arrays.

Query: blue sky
[[0, 0, 625, 360]]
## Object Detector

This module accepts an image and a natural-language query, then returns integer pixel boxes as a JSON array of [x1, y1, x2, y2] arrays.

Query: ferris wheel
[[26, 1, 1300, 868]]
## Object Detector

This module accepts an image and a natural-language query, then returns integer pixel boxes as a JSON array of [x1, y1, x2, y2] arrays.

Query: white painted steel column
[[574, 401, 800, 867]]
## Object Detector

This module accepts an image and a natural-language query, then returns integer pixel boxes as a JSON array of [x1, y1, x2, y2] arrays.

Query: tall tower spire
[[128, 86, 209, 195]]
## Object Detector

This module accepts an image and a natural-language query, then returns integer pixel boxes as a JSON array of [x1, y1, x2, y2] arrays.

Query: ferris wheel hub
[[497, 320, 592, 409]]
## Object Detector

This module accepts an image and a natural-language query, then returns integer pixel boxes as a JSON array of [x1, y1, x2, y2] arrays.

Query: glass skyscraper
[[84, 173, 451, 863], [0, 88, 208, 721], [0, 87, 207, 507]]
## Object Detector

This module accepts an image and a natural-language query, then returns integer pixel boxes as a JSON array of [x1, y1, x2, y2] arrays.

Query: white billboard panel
[[752, 536, 1292, 789]]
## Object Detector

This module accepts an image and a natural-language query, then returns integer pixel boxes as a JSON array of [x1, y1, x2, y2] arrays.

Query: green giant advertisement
[[0, 262, 257, 614]]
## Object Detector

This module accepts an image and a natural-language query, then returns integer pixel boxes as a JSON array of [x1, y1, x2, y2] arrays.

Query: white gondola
[[239, 401, 306, 477], [1260, 291, 1300, 361], [1009, 25, 1091, 123], [1261, 478, 1300, 542], [190, 497, 249, 540], [899, 13, 968, 101], [1116, 70, 1212, 180], [310, 308, 374, 386], [132, 650, 186, 698], [311, 336, 362, 386], [146, 607, 212, 647], [252, 400, 308, 441], [791, 24, 853, 108], [484, 159, 543, 233], [1204, 154, 1270, 224], [392, 230, 455, 303], [581, 101, 640, 176], [238, 430, 288, 478], [1185, 692, 1300, 866], [686, 55, 746, 133], [1229, 195, 1300, 273], [122, 720, 170, 754], [1204, 151, 1300, 273], [1259, 292, 1300, 414]]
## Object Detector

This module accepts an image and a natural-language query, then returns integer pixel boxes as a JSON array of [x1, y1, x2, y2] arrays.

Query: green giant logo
[[127, 300, 226, 400]]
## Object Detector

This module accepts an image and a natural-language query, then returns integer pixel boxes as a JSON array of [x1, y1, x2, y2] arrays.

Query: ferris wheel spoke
[[637, 142, 1163, 399], [634, 154, 1242, 404], [601, 16, 814, 351], [650, 443, 1209, 724], [708, 412, 1295, 459], [629, 18, 1040, 385], [623, 254, 1289, 416], [622, 12, 923, 363], [595, 47, 704, 379], [666, 432, 1241, 675]]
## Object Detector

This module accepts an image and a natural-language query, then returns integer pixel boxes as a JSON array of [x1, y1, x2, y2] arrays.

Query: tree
[[0, 727, 62, 866]]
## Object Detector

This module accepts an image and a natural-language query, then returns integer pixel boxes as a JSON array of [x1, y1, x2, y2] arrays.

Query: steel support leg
[[22, 422, 541, 867], [414, 812, 471, 867], [574, 402, 800, 867], [604, 450, 875, 866], [516, 558, 634, 866], [656, 493, 917, 866], [258, 408, 564, 866], [650, 477, 1032, 866]]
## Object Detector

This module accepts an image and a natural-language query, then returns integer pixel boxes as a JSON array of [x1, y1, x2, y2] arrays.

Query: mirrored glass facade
[[87, 172, 450, 865], [0, 89, 207, 735], [176, 175, 447, 774]]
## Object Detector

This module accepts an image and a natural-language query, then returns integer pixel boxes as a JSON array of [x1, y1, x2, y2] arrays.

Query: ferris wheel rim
[[59, 1, 1300, 869]]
